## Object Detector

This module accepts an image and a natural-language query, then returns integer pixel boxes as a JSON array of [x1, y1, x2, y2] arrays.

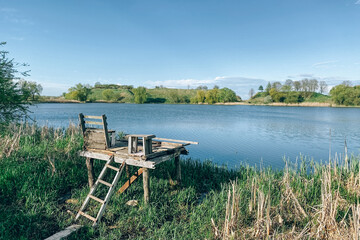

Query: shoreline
[[36, 99, 359, 108]]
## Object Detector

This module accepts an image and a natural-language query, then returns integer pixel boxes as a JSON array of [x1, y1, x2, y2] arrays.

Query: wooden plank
[[126, 134, 156, 138], [98, 179, 112, 187], [106, 164, 120, 171], [143, 168, 150, 204], [44, 224, 82, 240], [84, 115, 102, 119], [153, 138, 198, 145], [89, 194, 105, 204], [117, 168, 144, 194], [102, 115, 111, 149], [79, 151, 156, 169], [84, 142, 106, 150], [85, 121, 103, 125], [78, 211, 96, 222]]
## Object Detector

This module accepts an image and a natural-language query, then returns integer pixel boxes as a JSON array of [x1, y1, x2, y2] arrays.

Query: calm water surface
[[29, 103, 360, 168]]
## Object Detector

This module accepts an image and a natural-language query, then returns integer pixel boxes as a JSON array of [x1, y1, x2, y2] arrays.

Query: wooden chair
[[79, 113, 115, 150]]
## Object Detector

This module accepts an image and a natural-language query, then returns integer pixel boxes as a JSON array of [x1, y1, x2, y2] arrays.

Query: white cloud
[[312, 61, 338, 68]]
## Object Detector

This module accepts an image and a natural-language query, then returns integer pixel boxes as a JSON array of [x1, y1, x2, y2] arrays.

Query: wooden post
[[143, 168, 150, 204], [86, 157, 95, 187], [174, 155, 181, 184]]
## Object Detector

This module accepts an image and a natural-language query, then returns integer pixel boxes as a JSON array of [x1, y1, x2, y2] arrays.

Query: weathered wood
[[44, 224, 82, 240], [86, 157, 95, 187], [127, 134, 156, 138], [78, 211, 96, 222], [79, 113, 86, 134], [153, 138, 198, 145], [128, 136, 138, 154], [143, 168, 150, 204], [117, 168, 144, 194], [85, 120, 103, 125], [84, 115, 102, 119], [89, 194, 105, 204], [175, 155, 181, 184], [101, 115, 111, 149], [84, 142, 106, 150]]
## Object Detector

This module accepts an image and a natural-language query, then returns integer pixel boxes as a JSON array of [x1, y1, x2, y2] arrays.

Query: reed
[[1, 123, 360, 239]]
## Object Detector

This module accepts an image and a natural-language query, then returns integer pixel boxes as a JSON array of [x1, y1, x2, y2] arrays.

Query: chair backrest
[[79, 113, 110, 150]]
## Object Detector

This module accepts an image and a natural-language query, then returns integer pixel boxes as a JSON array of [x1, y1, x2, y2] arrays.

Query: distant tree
[[258, 85, 264, 92], [249, 88, 255, 98], [272, 81, 282, 91], [309, 79, 319, 92], [265, 82, 272, 94], [213, 85, 219, 89], [342, 80, 353, 87], [18, 80, 43, 101], [0, 42, 31, 124], [281, 85, 292, 92], [102, 89, 114, 101], [195, 90, 206, 103], [219, 87, 237, 102], [205, 88, 219, 104], [169, 90, 181, 103], [301, 79, 310, 92], [293, 81, 301, 91], [133, 87, 147, 104], [284, 79, 293, 88], [66, 83, 92, 101], [319, 81, 328, 94]]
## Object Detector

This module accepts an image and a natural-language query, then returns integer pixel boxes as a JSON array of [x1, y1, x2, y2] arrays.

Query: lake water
[[29, 103, 360, 168]]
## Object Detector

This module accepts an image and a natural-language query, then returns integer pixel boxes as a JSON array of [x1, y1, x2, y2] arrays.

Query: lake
[[29, 103, 360, 168]]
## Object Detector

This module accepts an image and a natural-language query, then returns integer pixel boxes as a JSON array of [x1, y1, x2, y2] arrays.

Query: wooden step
[[98, 179, 112, 187], [78, 211, 96, 222], [106, 164, 119, 171], [88, 194, 105, 204]]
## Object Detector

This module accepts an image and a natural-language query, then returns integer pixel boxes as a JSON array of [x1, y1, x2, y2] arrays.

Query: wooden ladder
[[76, 156, 126, 226]]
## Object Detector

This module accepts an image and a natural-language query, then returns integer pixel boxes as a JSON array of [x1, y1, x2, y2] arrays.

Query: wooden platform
[[79, 139, 188, 169]]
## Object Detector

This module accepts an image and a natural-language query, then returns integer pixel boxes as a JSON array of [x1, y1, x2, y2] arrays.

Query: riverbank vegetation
[[1, 123, 360, 239], [249, 79, 332, 105], [58, 83, 240, 104]]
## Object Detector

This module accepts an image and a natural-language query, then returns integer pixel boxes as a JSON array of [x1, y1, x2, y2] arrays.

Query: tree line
[[251, 79, 329, 103]]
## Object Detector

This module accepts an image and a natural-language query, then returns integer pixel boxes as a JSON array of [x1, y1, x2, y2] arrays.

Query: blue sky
[[1, 0, 360, 98]]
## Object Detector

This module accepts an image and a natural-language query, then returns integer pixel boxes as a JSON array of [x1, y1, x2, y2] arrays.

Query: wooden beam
[[101, 115, 111, 149], [117, 168, 144, 194], [79, 151, 156, 169], [143, 168, 150, 204], [79, 113, 85, 134], [174, 156, 181, 184], [85, 121, 103, 125], [44, 225, 82, 240], [86, 157, 95, 187], [153, 138, 198, 145]]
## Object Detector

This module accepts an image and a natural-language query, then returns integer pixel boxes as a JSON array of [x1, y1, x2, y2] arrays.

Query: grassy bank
[[1, 124, 360, 239]]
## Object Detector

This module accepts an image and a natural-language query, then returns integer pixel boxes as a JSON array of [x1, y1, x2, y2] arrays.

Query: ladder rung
[[78, 211, 96, 222], [106, 164, 119, 171], [98, 179, 112, 187], [89, 194, 105, 204]]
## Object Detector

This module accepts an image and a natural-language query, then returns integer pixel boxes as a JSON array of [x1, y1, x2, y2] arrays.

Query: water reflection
[[29, 104, 360, 168]]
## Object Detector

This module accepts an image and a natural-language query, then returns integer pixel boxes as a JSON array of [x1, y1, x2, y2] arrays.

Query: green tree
[[18, 80, 43, 101], [265, 82, 272, 94], [0, 42, 31, 124], [195, 90, 206, 103], [102, 89, 114, 101], [258, 85, 264, 92], [133, 86, 147, 104], [219, 87, 237, 102], [66, 83, 92, 101], [205, 88, 219, 104]]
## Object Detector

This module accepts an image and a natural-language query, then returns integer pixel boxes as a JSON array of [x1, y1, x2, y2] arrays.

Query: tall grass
[[1, 123, 360, 239]]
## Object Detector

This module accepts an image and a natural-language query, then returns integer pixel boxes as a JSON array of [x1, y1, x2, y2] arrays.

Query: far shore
[[37, 98, 359, 108]]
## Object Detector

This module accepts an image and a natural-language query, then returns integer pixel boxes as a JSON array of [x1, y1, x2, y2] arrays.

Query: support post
[[175, 155, 181, 184], [143, 168, 150, 204], [86, 157, 95, 187]]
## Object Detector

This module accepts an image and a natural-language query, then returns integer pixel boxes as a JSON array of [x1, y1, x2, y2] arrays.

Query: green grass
[[1, 123, 360, 239]]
